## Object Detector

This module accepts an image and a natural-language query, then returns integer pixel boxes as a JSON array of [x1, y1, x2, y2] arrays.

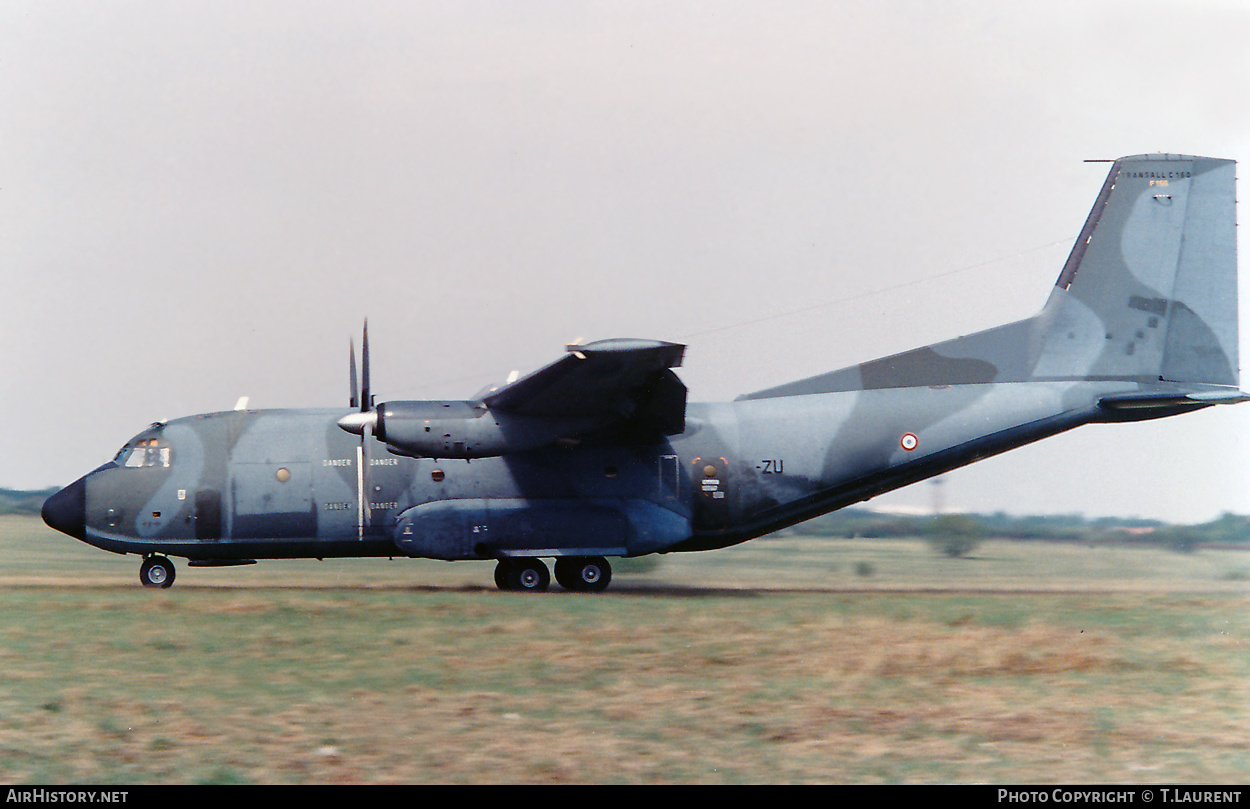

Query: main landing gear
[[494, 556, 612, 593], [139, 555, 176, 589]]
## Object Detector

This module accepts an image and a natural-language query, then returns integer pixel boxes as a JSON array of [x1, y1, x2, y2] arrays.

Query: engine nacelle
[[369, 400, 597, 459]]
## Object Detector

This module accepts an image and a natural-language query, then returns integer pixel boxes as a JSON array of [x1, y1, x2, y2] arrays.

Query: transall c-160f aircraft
[[42, 154, 1246, 592]]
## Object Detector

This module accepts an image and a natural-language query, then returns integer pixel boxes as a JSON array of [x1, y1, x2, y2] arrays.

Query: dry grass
[[2, 516, 1249, 784]]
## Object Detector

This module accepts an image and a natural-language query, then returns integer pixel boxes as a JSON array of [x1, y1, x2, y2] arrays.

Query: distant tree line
[[786, 508, 1250, 554], [0, 488, 58, 516]]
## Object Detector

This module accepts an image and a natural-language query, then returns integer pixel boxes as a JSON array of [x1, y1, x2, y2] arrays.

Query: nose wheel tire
[[494, 558, 549, 592], [139, 555, 176, 589], [555, 556, 611, 592]]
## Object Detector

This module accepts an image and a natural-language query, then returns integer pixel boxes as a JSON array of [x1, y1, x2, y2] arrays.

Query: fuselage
[[42, 377, 1188, 565]]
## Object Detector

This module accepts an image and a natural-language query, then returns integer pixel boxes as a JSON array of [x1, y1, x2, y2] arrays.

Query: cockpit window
[[114, 438, 172, 469]]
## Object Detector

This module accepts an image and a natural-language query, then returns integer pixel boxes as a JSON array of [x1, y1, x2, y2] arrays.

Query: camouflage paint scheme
[[43, 155, 1246, 591]]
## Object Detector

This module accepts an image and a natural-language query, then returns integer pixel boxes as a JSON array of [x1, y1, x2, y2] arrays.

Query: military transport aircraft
[[43, 154, 1246, 591]]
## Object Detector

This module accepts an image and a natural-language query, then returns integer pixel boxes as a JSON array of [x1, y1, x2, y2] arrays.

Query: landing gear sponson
[[494, 556, 612, 593]]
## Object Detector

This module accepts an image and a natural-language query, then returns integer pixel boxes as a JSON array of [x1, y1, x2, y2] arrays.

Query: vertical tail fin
[[738, 154, 1239, 401], [1033, 154, 1238, 386]]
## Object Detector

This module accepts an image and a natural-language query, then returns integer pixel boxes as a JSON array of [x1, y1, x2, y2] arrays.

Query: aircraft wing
[[483, 338, 687, 434]]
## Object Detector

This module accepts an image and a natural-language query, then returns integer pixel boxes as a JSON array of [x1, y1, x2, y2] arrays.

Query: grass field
[[2, 515, 1248, 783]]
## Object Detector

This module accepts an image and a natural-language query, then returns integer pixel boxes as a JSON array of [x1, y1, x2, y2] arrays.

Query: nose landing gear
[[139, 555, 176, 589]]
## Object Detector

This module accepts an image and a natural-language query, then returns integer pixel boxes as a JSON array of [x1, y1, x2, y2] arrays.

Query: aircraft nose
[[42, 478, 86, 540]]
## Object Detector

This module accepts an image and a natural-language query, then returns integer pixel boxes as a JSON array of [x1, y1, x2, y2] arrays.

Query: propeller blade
[[361, 319, 371, 412], [349, 339, 359, 409], [359, 419, 372, 537], [356, 418, 372, 541]]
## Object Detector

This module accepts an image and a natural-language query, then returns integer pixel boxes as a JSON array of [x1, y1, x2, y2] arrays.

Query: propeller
[[344, 320, 374, 540]]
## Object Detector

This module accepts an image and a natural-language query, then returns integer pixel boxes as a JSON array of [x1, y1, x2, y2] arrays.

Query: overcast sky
[[4, 1, 1249, 522]]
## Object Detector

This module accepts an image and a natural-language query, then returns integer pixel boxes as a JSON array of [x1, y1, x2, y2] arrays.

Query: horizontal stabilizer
[[1098, 388, 1250, 411]]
